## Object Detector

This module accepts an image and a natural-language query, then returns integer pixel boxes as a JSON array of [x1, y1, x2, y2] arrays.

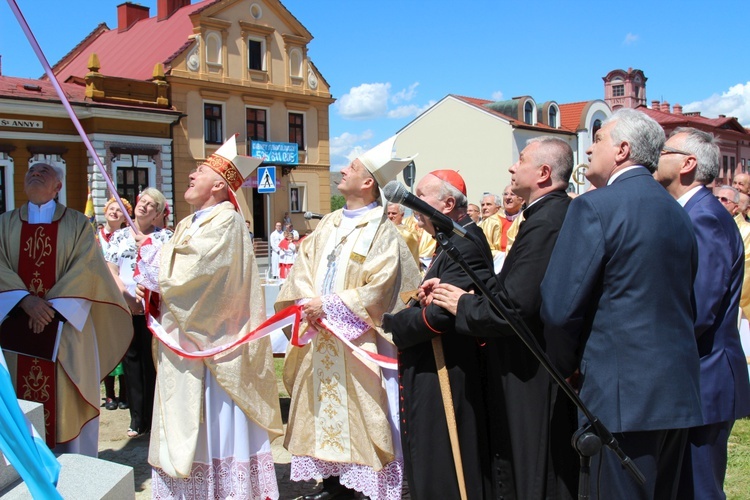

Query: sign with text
[[0, 117, 43, 129], [251, 141, 298, 165]]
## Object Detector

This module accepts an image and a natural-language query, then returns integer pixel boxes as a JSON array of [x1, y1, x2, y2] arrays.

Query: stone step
[[0, 400, 134, 499]]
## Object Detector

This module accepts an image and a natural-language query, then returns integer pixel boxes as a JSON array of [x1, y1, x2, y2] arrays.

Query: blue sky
[[2, 0, 749, 171]]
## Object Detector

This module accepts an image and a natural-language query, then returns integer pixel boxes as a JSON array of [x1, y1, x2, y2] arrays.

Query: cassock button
[[400, 396, 404, 401], [402, 419, 406, 424]]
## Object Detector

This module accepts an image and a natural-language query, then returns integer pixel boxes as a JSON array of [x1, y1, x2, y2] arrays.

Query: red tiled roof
[[450, 94, 574, 134], [558, 101, 588, 132], [52, 1, 215, 82], [0, 75, 86, 102], [637, 106, 749, 135]]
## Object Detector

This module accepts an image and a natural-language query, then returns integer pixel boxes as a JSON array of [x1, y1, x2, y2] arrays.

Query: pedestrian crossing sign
[[257, 166, 276, 193]]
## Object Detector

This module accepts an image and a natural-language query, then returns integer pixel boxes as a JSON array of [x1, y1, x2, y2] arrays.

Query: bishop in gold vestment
[[277, 135, 421, 500]]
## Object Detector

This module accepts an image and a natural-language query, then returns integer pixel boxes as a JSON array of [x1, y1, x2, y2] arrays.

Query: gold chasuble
[[276, 206, 422, 472], [148, 201, 282, 478], [0, 203, 132, 445]]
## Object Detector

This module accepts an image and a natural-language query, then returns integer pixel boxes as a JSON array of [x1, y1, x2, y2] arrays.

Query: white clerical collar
[[192, 205, 216, 224], [607, 165, 646, 186], [676, 185, 703, 207], [343, 201, 377, 219], [27, 199, 56, 224]]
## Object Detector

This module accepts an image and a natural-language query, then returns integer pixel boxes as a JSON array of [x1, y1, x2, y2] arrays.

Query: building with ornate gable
[[0, 64, 180, 220], [47, 0, 334, 237]]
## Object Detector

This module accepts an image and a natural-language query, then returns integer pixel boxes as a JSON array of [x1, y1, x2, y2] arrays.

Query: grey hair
[[525, 136, 574, 184], [436, 178, 468, 209], [482, 193, 502, 206], [670, 127, 719, 184], [603, 108, 665, 172], [139, 187, 167, 215], [718, 185, 740, 203], [387, 202, 406, 214], [29, 162, 65, 183]]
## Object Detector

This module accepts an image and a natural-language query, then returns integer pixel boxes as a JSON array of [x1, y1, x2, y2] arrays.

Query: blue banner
[[251, 141, 298, 165]]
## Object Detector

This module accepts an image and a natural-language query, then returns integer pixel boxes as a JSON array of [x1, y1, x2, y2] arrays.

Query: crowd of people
[[1, 109, 750, 499]]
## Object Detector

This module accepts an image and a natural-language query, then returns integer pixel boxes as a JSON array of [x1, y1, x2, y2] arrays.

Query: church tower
[[603, 68, 647, 110]]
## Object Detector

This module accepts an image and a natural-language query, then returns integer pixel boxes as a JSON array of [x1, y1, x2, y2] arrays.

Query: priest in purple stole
[[0, 162, 132, 456]]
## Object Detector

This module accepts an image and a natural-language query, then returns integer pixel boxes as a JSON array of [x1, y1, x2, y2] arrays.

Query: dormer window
[[549, 106, 558, 128], [524, 101, 534, 125]]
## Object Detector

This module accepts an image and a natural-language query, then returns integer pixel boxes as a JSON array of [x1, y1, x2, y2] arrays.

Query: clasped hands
[[418, 278, 473, 315], [19, 294, 56, 334]]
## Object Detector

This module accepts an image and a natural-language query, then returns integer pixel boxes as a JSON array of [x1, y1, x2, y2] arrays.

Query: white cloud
[[330, 130, 374, 171], [683, 82, 750, 126], [623, 33, 639, 45], [391, 82, 420, 104], [491, 90, 504, 101], [387, 100, 437, 119], [337, 83, 391, 120]]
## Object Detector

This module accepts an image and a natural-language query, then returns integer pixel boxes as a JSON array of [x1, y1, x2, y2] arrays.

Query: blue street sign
[[257, 166, 276, 193]]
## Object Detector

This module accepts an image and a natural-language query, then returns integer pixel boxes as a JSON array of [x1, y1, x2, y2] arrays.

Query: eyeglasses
[[716, 196, 737, 205], [660, 146, 693, 156]]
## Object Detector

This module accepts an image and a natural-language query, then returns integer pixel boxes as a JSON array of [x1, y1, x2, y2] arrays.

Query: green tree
[[331, 195, 345, 211]]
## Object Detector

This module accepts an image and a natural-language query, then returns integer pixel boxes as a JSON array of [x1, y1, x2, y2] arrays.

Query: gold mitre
[[203, 134, 262, 192], [358, 134, 417, 187]]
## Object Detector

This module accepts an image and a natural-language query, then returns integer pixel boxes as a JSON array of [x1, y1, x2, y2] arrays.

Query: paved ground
[[97, 391, 317, 499]]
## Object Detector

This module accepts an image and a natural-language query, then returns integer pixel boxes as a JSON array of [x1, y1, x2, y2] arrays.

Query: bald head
[[733, 173, 750, 195]]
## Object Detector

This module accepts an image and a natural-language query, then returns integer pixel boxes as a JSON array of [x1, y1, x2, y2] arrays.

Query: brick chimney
[[157, 0, 190, 21], [651, 100, 660, 109], [673, 104, 683, 115], [117, 2, 150, 32], [661, 101, 671, 113]]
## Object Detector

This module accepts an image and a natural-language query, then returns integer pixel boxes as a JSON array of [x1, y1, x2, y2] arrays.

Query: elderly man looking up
[[0, 162, 131, 455], [654, 127, 750, 498], [384, 170, 493, 499], [541, 108, 703, 500]]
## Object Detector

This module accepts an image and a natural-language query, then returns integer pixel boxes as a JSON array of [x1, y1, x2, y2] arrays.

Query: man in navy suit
[[540, 109, 703, 499], [655, 127, 750, 499]]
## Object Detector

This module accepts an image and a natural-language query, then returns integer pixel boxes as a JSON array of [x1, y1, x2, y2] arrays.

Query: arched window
[[592, 119, 602, 138], [524, 101, 534, 124], [205, 31, 221, 67], [289, 48, 303, 79], [549, 106, 558, 128], [112, 154, 157, 207]]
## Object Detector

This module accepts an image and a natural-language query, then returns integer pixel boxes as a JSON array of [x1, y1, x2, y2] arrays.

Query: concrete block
[[1, 453, 134, 499]]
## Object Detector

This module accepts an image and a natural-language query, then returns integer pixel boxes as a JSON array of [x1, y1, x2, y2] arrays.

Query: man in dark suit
[[654, 127, 750, 499], [429, 137, 578, 500], [383, 170, 494, 500], [540, 108, 703, 499]]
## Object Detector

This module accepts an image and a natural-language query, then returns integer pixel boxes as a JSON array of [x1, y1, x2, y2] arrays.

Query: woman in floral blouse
[[97, 197, 133, 411], [105, 188, 172, 438]]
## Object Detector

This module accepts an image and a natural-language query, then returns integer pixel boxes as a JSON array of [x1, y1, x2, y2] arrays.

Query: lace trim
[[290, 455, 403, 500], [135, 238, 162, 292], [321, 294, 369, 341], [151, 452, 278, 500]]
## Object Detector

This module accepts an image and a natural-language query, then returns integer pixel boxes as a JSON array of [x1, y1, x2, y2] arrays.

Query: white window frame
[[0, 153, 14, 212], [111, 154, 157, 193], [245, 105, 271, 155], [548, 104, 559, 129], [247, 36, 267, 71], [28, 154, 66, 206], [203, 100, 226, 149], [288, 110, 306, 151], [289, 182, 306, 213]]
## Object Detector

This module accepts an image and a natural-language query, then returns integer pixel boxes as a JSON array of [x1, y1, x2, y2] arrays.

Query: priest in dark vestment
[[429, 137, 579, 500], [383, 170, 494, 500]]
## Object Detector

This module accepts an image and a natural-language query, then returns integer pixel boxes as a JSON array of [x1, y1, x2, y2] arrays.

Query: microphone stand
[[433, 230, 645, 499]]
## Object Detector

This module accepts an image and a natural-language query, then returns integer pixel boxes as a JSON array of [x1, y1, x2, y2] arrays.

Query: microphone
[[383, 181, 467, 238], [304, 211, 324, 220]]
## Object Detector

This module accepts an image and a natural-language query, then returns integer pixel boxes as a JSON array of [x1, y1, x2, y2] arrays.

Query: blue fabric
[[0, 355, 62, 499]]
